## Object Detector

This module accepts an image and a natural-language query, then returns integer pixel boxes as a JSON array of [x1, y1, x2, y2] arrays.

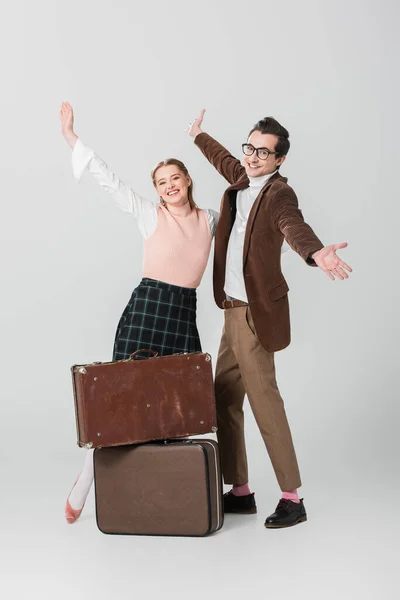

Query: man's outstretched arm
[[187, 109, 246, 185], [272, 190, 352, 281]]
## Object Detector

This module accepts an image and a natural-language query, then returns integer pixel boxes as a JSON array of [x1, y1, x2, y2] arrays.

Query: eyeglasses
[[241, 143, 277, 161]]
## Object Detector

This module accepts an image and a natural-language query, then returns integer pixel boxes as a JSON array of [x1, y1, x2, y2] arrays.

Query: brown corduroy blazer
[[195, 132, 324, 352]]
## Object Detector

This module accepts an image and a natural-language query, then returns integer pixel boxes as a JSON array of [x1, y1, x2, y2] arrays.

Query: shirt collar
[[248, 170, 277, 189]]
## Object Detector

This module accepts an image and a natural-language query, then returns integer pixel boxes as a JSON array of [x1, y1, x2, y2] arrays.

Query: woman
[[60, 102, 219, 524]]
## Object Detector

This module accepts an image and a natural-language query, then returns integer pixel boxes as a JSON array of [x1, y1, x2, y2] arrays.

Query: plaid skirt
[[113, 278, 202, 361]]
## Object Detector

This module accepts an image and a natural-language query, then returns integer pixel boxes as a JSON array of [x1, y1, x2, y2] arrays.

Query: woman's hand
[[60, 101, 78, 149]]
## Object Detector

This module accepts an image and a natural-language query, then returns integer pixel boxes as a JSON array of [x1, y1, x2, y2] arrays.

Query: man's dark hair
[[248, 117, 290, 158]]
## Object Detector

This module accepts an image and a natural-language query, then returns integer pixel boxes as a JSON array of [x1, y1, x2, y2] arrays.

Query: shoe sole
[[264, 515, 307, 529], [224, 507, 258, 515]]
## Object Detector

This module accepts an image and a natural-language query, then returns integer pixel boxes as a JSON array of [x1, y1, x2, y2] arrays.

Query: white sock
[[68, 449, 94, 510]]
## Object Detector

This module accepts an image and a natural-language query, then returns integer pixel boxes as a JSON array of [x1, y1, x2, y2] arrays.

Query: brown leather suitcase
[[94, 439, 223, 537], [71, 351, 217, 449]]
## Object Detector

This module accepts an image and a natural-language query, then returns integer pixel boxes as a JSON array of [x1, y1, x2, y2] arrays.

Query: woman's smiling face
[[155, 165, 191, 206]]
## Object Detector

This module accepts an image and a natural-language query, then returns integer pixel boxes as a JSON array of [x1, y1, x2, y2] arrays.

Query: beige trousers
[[215, 306, 302, 492]]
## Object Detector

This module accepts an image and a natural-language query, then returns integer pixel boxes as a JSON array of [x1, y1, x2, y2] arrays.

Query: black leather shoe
[[223, 491, 257, 514], [264, 498, 307, 528]]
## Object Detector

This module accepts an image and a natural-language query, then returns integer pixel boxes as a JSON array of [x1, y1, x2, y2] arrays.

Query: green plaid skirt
[[113, 278, 202, 361]]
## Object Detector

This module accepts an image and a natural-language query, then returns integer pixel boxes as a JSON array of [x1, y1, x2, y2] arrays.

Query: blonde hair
[[151, 158, 198, 209]]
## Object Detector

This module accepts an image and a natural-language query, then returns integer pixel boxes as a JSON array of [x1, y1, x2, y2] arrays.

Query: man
[[187, 111, 352, 528]]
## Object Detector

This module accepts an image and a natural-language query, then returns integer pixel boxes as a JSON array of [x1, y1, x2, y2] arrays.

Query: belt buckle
[[223, 299, 233, 309]]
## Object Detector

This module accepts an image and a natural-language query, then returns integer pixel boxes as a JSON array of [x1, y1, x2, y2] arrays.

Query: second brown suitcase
[[94, 439, 224, 537], [71, 351, 217, 448]]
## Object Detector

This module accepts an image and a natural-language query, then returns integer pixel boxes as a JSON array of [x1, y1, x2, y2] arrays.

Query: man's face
[[242, 131, 286, 178]]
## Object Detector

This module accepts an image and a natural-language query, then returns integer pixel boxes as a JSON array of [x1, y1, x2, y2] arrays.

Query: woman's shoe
[[64, 476, 85, 524]]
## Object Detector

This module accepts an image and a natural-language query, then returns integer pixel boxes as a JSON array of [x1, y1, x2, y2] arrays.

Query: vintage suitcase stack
[[71, 350, 224, 537]]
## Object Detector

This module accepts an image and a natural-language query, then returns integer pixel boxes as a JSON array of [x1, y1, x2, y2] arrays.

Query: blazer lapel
[[243, 172, 285, 268]]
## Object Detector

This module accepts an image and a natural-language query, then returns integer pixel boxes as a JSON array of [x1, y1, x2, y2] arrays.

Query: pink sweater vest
[[142, 206, 212, 289]]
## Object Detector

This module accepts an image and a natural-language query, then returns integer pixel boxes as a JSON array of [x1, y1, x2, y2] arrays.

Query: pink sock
[[282, 489, 300, 503], [232, 483, 251, 496]]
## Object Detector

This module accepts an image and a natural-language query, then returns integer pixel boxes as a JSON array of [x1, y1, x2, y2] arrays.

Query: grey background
[[1, 0, 398, 598]]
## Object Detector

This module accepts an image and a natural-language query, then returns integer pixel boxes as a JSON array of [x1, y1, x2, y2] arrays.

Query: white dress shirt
[[224, 172, 290, 302]]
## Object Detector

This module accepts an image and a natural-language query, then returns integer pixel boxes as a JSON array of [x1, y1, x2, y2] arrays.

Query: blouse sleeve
[[203, 208, 220, 238], [71, 138, 158, 238]]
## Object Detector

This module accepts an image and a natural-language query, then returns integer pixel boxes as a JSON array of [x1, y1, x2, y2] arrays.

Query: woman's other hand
[[60, 101, 78, 149]]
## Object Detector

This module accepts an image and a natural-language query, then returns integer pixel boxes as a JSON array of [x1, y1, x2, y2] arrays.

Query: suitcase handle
[[129, 349, 159, 360]]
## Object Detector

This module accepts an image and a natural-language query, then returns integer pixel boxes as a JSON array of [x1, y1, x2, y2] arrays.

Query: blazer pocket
[[268, 280, 289, 301]]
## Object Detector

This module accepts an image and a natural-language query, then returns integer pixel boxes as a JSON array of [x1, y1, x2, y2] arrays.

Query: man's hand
[[186, 109, 206, 138], [60, 101, 78, 149], [312, 243, 352, 281]]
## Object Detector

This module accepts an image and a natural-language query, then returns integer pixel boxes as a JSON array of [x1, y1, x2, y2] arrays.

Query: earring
[[160, 197, 166, 206]]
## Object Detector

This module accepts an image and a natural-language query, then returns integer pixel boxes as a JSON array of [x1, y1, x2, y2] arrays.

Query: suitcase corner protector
[[80, 441, 94, 449]]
